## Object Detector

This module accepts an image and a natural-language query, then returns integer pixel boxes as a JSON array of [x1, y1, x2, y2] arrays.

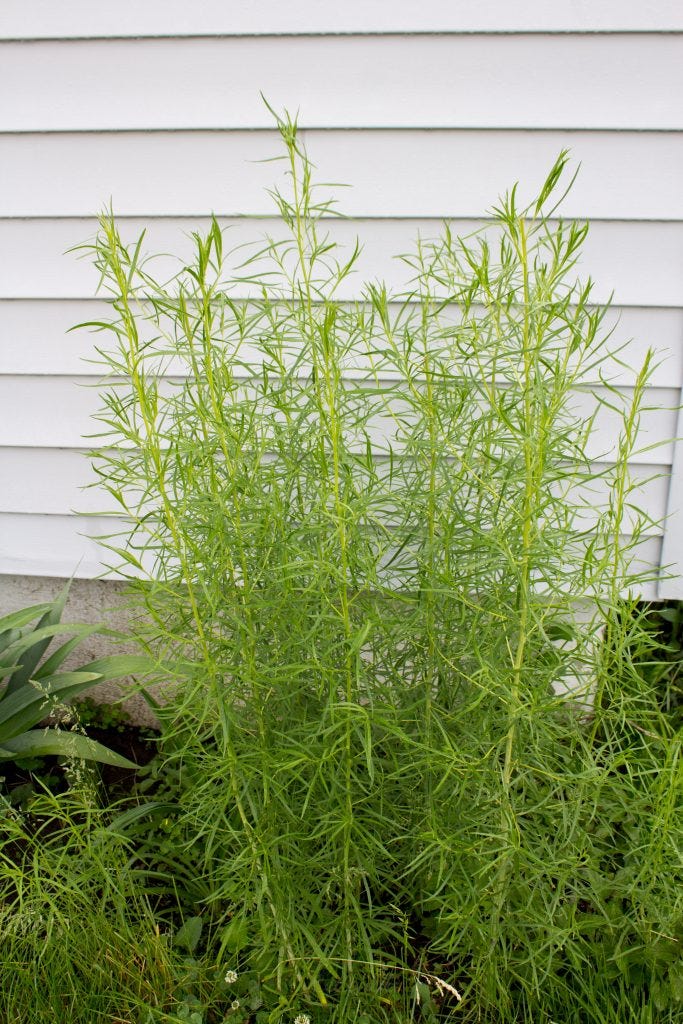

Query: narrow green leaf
[[106, 801, 178, 834]]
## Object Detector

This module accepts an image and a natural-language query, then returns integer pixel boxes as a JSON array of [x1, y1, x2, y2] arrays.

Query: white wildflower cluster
[[224, 968, 239, 984], [293, 1015, 311, 1024]]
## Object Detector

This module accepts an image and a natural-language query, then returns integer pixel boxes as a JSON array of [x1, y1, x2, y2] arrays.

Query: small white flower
[[231, 999, 240, 1010], [224, 969, 239, 984], [293, 1015, 311, 1024]]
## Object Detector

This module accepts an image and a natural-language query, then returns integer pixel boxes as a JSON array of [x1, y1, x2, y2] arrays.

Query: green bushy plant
[[77, 112, 682, 1022], [0, 582, 150, 768]]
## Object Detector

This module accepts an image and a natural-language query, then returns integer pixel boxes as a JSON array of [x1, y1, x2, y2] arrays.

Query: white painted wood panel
[[2, 218, 682, 308], [0, 448, 98, 514], [620, 536, 664, 600], [0, 376, 101, 448], [0, 513, 128, 578], [3, 131, 683, 220], [1, 1, 682, 38], [0, 375, 676, 466], [2, 36, 682, 131], [3, 300, 680, 389], [0, 301, 98, 374], [1, 511, 662, 595], [0, 448, 669, 538]]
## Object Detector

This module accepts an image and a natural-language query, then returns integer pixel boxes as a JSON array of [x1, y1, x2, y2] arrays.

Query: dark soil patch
[[0, 722, 158, 810], [85, 722, 159, 798]]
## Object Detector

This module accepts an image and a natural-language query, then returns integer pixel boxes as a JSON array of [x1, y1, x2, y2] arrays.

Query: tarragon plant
[[76, 113, 681, 1022]]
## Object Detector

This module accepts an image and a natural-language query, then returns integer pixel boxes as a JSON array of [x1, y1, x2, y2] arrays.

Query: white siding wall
[[1, 3, 682, 596]]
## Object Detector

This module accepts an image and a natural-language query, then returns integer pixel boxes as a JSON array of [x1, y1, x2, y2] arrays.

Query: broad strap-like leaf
[[173, 916, 203, 954], [1, 657, 152, 740], [0, 671, 103, 740], [33, 627, 101, 679], [0, 628, 21, 657], [78, 654, 154, 678], [0, 728, 136, 768], [0, 624, 95, 677], [0, 603, 52, 637], [5, 582, 70, 696]]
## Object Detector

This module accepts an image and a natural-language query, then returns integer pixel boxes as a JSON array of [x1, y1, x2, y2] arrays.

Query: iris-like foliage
[[0, 583, 148, 768], [79, 113, 682, 1022]]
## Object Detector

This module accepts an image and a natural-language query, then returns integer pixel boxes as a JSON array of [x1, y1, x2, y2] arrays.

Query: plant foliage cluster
[[1, 116, 681, 1023], [0, 583, 145, 767]]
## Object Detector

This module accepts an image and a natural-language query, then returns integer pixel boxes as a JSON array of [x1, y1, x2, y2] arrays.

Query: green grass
[[0, 787, 208, 1023]]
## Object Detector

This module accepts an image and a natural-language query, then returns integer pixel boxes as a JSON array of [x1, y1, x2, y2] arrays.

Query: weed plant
[[76, 114, 682, 1022]]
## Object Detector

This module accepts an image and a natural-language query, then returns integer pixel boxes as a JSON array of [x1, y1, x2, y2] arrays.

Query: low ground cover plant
[[1, 113, 681, 1023]]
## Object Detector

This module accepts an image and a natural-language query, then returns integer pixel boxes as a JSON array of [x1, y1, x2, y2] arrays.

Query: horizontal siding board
[[0, 300, 97, 374], [3, 130, 683, 220], [1, 1, 682, 37], [0, 376, 101, 448], [621, 537, 664, 600], [0, 448, 98, 514], [2, 301, 680, 389], [0, 511, 663, 596], [0, 375, 676, 465], [2, 36, 683, 131], [1, 218, 682, 308], [0, 449, 669, 538], [0, 513, 129, 578]]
